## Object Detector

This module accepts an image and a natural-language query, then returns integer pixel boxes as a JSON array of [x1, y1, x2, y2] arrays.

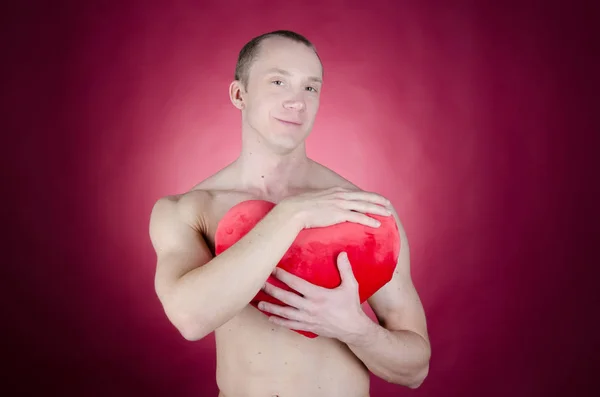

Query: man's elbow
[[391, 348, 430, 389], [176, 312, 215, 341], [179, 322, 207, 341], [405, 337, 431, 388], [405, 364, 429, 389], [164, 304, 211, 342], [381, 362, 429, 389]]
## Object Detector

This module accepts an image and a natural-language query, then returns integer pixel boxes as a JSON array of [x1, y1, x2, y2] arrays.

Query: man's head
[[229, 30, 323, 154]]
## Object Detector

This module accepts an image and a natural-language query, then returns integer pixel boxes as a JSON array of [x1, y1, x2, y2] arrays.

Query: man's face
[[239, 37, 323, 152]]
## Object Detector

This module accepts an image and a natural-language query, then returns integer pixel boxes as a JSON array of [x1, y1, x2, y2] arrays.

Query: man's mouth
[[275, 118, 302, 126]]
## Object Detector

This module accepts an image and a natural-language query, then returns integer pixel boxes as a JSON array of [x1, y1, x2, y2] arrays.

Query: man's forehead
[[259, 36, 308, 54], [254, 38, 321, 71], [253, 60, 322, 81]]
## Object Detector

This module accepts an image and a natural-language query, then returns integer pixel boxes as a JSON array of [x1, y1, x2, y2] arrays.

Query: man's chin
[[267, 134, 310, 154]]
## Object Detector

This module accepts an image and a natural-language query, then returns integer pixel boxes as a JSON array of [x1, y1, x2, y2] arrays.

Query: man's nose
[[283, 95, 306, 111]]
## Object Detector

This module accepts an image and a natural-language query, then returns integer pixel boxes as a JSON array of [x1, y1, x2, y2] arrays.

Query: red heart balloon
[[215, 200, 400, 338]]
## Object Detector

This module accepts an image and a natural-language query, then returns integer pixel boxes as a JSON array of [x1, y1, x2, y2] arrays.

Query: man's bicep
[[149, 193, 214, 299], [367, 207, 429, 342]]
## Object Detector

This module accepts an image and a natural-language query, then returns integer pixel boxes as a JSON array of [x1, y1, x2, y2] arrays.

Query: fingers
[[271, 267, 322, 298], [337, 199, 392, 217], [258, 301, 308, 322], [335, 190, 391, 207], [268, 316, 315, 333], [337, 252, 359, 287], [262, 278, 315, 311], [333, 200, 389, 227], [345, 212, 382, 228], [330, 189, 392, 218]]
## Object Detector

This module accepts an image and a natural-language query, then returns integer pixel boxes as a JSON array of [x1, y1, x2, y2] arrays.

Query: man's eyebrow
[[264, 68, 323, 84], [265, 68, 291, 76]]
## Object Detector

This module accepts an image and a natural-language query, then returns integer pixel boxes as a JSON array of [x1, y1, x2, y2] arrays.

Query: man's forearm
[[346, 315, 430, 388], [169, 206, 302, 340]]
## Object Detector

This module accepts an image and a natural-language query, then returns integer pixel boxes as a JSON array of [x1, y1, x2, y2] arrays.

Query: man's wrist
[[272, 201, 305, 233], [343, 311, 379, 348]]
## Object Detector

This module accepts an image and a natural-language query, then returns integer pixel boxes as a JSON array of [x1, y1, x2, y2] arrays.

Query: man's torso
[[185, 161, 371, 397]]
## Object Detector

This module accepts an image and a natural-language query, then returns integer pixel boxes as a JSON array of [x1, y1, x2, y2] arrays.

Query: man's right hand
[[275, 187, 393, 230]]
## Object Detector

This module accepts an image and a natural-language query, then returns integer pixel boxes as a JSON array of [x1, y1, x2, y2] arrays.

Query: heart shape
[[215, 199, 400, 338]]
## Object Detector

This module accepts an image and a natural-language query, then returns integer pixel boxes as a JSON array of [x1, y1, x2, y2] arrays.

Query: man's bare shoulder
[[150, 166, 255, 240], [309, 160, 406, 229], [151, 164, 237, 219], [309, 160, 363, 191], [150, 189, 213, 233]]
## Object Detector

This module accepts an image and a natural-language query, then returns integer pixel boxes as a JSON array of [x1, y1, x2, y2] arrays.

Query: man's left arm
[[346, 206, 431, 388], [257, 204, 431, 388]]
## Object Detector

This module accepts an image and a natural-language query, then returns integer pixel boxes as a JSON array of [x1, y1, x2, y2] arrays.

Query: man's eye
[[272, 80, 283, 85], [306, 87, 317, 93]]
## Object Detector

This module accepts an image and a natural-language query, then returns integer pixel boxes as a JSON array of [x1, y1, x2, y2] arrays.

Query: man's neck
[[234, 146, 311, 200]]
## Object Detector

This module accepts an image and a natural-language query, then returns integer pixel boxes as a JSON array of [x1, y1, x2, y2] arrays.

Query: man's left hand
[[257, 252, 372, 344]]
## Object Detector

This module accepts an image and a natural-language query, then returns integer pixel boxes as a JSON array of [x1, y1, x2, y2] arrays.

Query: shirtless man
[[149, 30, 431, 396]]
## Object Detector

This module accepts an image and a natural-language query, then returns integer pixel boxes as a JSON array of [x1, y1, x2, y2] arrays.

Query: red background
[[3, 1, 597, 396]]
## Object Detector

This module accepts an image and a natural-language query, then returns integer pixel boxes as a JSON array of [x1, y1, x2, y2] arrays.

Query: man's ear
[[229, 80, 246, 110]]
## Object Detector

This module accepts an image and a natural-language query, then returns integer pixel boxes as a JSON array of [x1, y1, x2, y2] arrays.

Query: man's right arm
[[149, 191, 302, 341]]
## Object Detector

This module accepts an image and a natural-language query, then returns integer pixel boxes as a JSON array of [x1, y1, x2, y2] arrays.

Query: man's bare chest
[[200, 187, 316, 254]]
